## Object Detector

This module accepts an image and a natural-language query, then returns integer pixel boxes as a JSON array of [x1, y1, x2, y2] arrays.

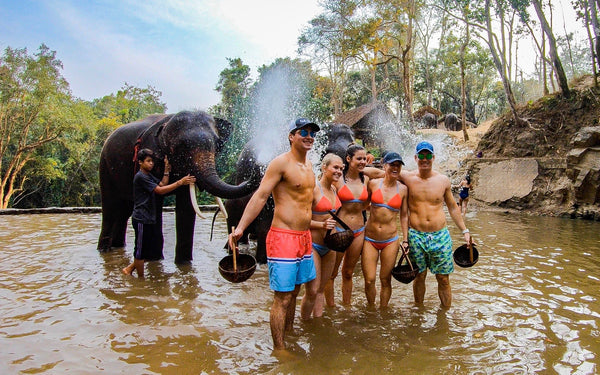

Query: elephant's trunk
[[193, 151, 257, 199]]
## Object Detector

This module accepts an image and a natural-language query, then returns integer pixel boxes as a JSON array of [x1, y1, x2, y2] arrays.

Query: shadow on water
[[0, 210, 599, 374]]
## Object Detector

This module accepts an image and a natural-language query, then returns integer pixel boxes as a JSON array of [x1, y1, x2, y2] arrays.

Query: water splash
[[247, 62, 314, 166], [358, 107, 470, 176]]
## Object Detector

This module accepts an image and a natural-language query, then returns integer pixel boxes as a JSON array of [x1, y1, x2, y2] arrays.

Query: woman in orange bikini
[[362, 151, 408, 308], [325, 144, 371, 306], [308, 153, 344, 317]]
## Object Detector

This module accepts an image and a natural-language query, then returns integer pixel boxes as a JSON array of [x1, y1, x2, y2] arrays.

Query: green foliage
[[1, 44, 168, 208], [0, 44, 77, 208], [89, 83, 166, 124]]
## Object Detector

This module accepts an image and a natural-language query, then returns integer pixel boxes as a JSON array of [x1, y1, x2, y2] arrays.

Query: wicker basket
[[392, 246, 418, 284]]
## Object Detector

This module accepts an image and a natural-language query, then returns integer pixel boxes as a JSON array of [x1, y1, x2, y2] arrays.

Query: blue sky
[[0, 0, 321, 112]]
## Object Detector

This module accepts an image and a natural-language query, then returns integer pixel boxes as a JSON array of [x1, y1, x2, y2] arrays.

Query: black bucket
[[218, 253, 257, 283], [453, 244, 479, 268]]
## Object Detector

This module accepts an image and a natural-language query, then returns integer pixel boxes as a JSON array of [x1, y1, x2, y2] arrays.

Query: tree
[[214, 57, 251, 119], [0, 45, 77, 208], [89, 83, 166, 124], [298, 0, 359, 116], [531, 0, 570, 98]]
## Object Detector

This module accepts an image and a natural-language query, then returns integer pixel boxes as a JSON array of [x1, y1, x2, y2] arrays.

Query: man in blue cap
[[229, 117, 320, 352], [400, 141, 472, 308]]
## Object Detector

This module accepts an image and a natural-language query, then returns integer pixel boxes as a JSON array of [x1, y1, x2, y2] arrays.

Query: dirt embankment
[[425, 75, 600, 220]]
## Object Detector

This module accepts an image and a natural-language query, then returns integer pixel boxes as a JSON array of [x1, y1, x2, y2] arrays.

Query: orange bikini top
[[312, 183, 342, 215], [370, 180, 402, 212], [337, 182, 368, 204]]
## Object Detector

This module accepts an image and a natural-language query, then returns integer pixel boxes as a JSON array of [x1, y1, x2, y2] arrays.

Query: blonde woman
[[307, 153, 344, 317], [325, 144, 371, 306], [361, 152, 408, 308]]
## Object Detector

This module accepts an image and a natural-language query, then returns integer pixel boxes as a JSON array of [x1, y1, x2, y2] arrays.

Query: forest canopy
[[1, 0, 597, 208]]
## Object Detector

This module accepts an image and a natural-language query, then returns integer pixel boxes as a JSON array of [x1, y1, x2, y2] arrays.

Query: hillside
[[463, 75, 600, 219]]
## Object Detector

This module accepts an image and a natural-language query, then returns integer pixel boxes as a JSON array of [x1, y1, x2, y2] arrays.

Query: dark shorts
[[132, 219, 164, 261]]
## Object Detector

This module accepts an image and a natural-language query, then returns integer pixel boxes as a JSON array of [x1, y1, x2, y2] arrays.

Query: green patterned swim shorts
[[408, 227, 454, 275]]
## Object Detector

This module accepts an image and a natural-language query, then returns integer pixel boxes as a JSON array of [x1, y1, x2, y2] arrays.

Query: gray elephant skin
[[444, 113, 460, 131], [98, 110, 256, 264], [224, 123, 355, 264]]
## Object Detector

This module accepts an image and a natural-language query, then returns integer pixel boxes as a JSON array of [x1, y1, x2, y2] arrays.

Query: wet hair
[[137, 148, 155, 162], [344, 144, 365, 183], [465, 175, 471, 184]]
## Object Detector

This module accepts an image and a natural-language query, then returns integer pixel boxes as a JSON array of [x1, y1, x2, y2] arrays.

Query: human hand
[[228, 228, 243, 251], [400, 240, 409, 252], [178, 174, 196, 186], [164, 156, 171, 173], [323, 218, 336, 230]]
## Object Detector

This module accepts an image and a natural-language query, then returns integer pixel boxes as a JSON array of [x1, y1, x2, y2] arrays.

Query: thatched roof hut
[[332, 101, 396, 147]]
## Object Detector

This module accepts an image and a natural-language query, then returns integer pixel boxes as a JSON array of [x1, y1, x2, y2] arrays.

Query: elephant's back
[[99, 114, 170, 198]]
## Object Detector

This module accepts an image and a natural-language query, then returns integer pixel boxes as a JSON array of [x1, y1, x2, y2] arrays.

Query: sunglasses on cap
[[417, 153, 434, 160], [297, 129, 317, 138]]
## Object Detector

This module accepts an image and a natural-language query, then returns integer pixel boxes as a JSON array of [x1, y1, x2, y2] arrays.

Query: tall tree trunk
[[585, 0, 599, 86], [590, 0, 600, 85], [542, 27, 549, 95], [533, 0, 570, 98], [460, 13, 469, 142], [402, 0, 416, 121], [484, 0, 522, 125]]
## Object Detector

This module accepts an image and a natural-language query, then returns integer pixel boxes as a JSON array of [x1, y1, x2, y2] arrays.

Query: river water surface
[[0, 210, 599, 374]]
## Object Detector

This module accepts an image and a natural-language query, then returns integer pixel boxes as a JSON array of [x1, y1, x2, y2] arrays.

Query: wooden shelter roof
[[332, 101, 396, 147]]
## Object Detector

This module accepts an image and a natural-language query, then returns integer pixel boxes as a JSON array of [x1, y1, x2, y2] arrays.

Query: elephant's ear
[[214, 117, 233, 151]]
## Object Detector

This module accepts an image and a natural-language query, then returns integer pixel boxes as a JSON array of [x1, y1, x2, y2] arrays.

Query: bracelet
[[163, 173, 169, 176], [462, 229, 470, 234]]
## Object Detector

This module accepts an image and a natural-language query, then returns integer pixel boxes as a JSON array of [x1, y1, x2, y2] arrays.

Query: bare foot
[[272, 348, 297, 362], [122, 266, 134, 275]]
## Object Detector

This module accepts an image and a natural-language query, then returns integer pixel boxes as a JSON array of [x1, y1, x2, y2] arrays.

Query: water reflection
[[0, 211, 598, 374]]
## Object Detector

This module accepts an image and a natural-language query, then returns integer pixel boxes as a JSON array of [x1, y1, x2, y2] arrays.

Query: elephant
[[223, 124, 355, 264], [97, 110, 257, 264], [444, 113, 460, 131], [421, 113, 438, 129], [323, 123, 355, 160], [224, 140, 273, 264]]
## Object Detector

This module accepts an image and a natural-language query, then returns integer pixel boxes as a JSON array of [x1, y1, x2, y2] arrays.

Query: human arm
[[399, 185, 409, 250], [154, 156, 196, 195], [363, 166, 384, 179], [154, 174, 195, 195], [444, 179, 471, 243]]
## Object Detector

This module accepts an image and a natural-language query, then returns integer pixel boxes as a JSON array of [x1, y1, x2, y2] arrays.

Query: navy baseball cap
[[289, 118, 320, 133], [415, 141, 434, 154], [382, 151, 404, 165]]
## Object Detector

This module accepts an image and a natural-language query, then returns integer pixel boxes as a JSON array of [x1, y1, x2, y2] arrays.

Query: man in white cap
[[229, 118, 320, 352], [400, 141, 472, 308]]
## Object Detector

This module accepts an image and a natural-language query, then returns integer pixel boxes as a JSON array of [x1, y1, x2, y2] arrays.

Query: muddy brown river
[[0, 210, 598, 374]]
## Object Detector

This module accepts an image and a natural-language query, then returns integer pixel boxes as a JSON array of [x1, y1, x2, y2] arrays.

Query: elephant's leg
[[98, 205, 115, 252], [110, 199, 133, 248], [175, 188, 196, 264], [255, 225, 268, 264]]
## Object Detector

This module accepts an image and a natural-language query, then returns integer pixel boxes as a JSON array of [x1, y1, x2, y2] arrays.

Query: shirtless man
[[228, 118, 320, 351], [400, 141, 472, 308]]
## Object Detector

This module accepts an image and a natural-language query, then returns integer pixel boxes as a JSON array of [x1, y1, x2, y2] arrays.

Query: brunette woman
[[361, 152, 408, 308], [325, 144, 371, 306]]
